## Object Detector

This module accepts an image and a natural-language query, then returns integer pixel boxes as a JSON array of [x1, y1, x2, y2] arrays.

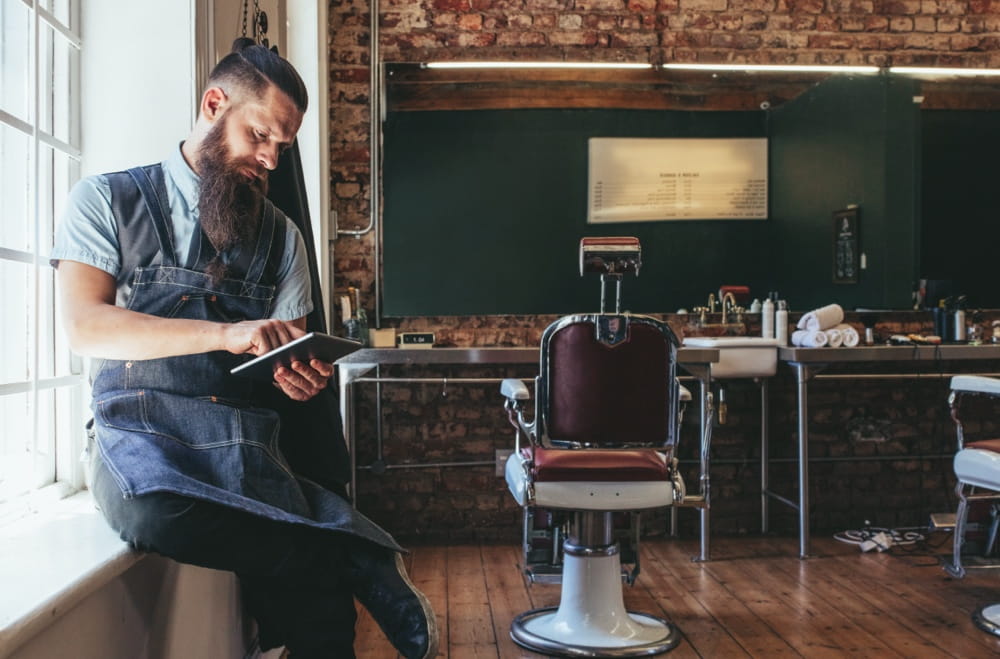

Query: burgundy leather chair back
[[539, 314, 679, 449]]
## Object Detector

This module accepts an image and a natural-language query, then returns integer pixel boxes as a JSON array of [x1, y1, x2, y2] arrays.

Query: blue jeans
[[91, 452, 359, 658]]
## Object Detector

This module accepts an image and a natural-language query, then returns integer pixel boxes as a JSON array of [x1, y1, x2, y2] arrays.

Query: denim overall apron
[[91, 165, 399, 551]]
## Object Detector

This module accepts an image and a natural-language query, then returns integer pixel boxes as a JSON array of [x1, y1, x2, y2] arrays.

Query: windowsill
[[0, 491, 143, 657]]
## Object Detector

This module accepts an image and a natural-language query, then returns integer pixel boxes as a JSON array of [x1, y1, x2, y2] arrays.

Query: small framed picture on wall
[[833, 207, 860, 284]]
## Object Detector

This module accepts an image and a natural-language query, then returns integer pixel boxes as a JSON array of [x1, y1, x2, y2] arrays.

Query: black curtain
[[267, 139, 328, 334], [265, 138, 352, 492]]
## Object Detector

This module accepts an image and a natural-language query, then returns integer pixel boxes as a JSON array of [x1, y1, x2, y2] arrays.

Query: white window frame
[[1, 0, 87, 515], [0, 0, 326, 520]]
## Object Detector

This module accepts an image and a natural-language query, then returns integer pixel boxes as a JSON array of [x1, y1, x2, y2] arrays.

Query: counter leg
[[345, 378, 357, 508], [795, 363, 810, 558], [697, 376, 711, 562], [761, 377, 769, 534]]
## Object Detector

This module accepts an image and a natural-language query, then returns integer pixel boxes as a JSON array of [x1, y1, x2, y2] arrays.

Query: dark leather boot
[[348, 549, 439, 659]]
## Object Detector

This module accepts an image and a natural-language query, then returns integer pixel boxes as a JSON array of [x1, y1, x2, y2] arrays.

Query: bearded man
[[49, 42, 437, 659]]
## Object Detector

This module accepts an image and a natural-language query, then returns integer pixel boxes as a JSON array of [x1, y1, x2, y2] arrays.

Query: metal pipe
[[760, 378, 769, 534], [359, 459, 495, 470], [763, 490, 799, 510], [812, 372, 1000, 380], [697, 377, 710, 561], [731, 453, 956, 465], [358, 453, 959, 473], [346, 379, 357, 501], [352, 377, 533, 385], [796, 362, 810, 559], [338, 0, 380, 319], [375, 364, 384, 460]]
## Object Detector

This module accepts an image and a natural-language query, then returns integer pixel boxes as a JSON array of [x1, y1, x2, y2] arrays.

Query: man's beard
[[197, 116, 266, 283]]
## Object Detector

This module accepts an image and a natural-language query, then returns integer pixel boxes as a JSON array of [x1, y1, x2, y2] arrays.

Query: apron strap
[[127, 166, 177, 268], [185, 224, 211, 271], [244, 201, 277, 285]]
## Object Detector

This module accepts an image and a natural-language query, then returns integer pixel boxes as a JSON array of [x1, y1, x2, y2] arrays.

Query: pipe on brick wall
[[813, 372, 1000, 380], [336, 0, 381, 326], [357, 454, 957, 473]]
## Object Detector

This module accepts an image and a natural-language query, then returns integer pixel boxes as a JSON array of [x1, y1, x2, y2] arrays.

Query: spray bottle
[[776, 300, 789, 346], [761, 295, 775, 339]]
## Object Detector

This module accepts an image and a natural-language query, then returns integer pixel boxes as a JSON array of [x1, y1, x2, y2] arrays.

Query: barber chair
[[499, 238, 696, 656], [947, 375, 1000, 636]]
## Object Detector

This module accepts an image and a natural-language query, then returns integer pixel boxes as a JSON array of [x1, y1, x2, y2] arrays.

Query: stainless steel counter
[[780, 344, 1000, 364], [336, 346, 719, 559], [777, 343, 1000, 559], [337, 346, 720, 378]]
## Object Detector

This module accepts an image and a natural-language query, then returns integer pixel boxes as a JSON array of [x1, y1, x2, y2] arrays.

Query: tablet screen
[[229, 332, 363, 381]]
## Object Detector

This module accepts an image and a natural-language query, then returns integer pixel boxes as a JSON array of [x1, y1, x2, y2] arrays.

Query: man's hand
[[223, 319, 333, 401], [274, 358, 334, 401], [222, 318, 304, 357]]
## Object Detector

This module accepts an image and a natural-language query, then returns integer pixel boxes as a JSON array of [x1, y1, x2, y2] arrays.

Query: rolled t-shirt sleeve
[[49, 175, 120, 276], [270, 221, 314, 321]]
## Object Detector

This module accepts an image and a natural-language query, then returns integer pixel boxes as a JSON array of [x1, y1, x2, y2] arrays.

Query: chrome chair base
[[973, 603, 1000, 637], [511, 608, 680, 658]]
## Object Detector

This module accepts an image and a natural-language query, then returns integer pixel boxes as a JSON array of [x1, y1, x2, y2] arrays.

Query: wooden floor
[[354, 535, 1000, 658]]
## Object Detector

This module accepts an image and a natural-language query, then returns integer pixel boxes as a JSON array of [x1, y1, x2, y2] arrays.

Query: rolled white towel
[[796, 304, 845, 331], [835, 323, 860, 348], [792, 329, 829, 348], [824, 328, 844, 348]]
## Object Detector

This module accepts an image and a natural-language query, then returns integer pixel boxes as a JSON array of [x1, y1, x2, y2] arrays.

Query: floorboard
[[353, 535, 1000, 658]]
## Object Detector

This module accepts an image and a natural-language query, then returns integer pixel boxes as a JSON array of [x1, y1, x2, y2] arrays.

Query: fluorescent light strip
[[425, 61, 653, 70], [661, 63, 879, 74], [890, 66, 1000, 77]]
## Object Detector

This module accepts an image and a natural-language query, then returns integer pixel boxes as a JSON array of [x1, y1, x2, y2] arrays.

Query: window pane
[[39, 22, 78, 145], [0, 390, 53, 502], [49, 142, 79, 236], [0, 259, 31, 386], [40, 0, 73, 29], [0, 121, 32, 253], [0, 0, 32, 124], [39, 146, 78, 380]]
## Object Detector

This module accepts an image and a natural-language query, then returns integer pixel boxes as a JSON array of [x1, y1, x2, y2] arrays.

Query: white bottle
[[761, 297, 775, 339], [776, 300, 789, 346]]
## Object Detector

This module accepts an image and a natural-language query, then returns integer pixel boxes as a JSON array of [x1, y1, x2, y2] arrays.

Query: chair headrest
[[579, 237, 641, 277]]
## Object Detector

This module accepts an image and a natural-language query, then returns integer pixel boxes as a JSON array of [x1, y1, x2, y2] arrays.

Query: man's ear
[[200, 86, 229, 121]]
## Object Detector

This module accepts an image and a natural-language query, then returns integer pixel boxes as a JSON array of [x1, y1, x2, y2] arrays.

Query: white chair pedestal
[[973, 603, 1000, 637], [952, 430, 1000, 639], [510, 543, 680, 657]]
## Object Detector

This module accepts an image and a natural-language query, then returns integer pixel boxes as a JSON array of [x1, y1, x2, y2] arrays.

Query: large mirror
[[380, 64, 1000, 317]]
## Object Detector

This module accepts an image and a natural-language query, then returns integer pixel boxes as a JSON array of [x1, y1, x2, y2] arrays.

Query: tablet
[[229, 332, 363, 381]]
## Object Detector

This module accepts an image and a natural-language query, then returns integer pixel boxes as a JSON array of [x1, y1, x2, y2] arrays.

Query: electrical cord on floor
[[834, 523, 926, 553], [834, 521, 954, 567]]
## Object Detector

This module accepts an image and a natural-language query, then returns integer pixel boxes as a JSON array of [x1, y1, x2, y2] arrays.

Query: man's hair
[[206, 39, 308, 113]]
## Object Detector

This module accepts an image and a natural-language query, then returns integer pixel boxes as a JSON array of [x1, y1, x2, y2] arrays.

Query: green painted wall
[[768, 74, 919, 311], [382, 76, 920, 316], [921, 109, 1000, 309]]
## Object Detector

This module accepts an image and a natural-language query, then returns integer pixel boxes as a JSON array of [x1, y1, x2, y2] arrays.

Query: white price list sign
[[587, 137, 768, 223]]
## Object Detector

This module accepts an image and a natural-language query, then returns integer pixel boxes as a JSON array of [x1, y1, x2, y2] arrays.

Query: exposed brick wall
[[347, 309, 1000, 542], [352, 346, 1000, 543], [326, 1, 1000, 540], [329, 0, 1000, 317]]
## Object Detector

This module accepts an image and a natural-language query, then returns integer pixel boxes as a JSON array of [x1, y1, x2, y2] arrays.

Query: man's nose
[[257, 144, 279, 171]]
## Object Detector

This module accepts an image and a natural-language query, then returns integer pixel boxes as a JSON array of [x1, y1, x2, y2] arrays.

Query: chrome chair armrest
[[951, 375, 1000, 397], [501, 377, 530, 401], [949, 375, 1000, 450], [501, 378, 536, 450]]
